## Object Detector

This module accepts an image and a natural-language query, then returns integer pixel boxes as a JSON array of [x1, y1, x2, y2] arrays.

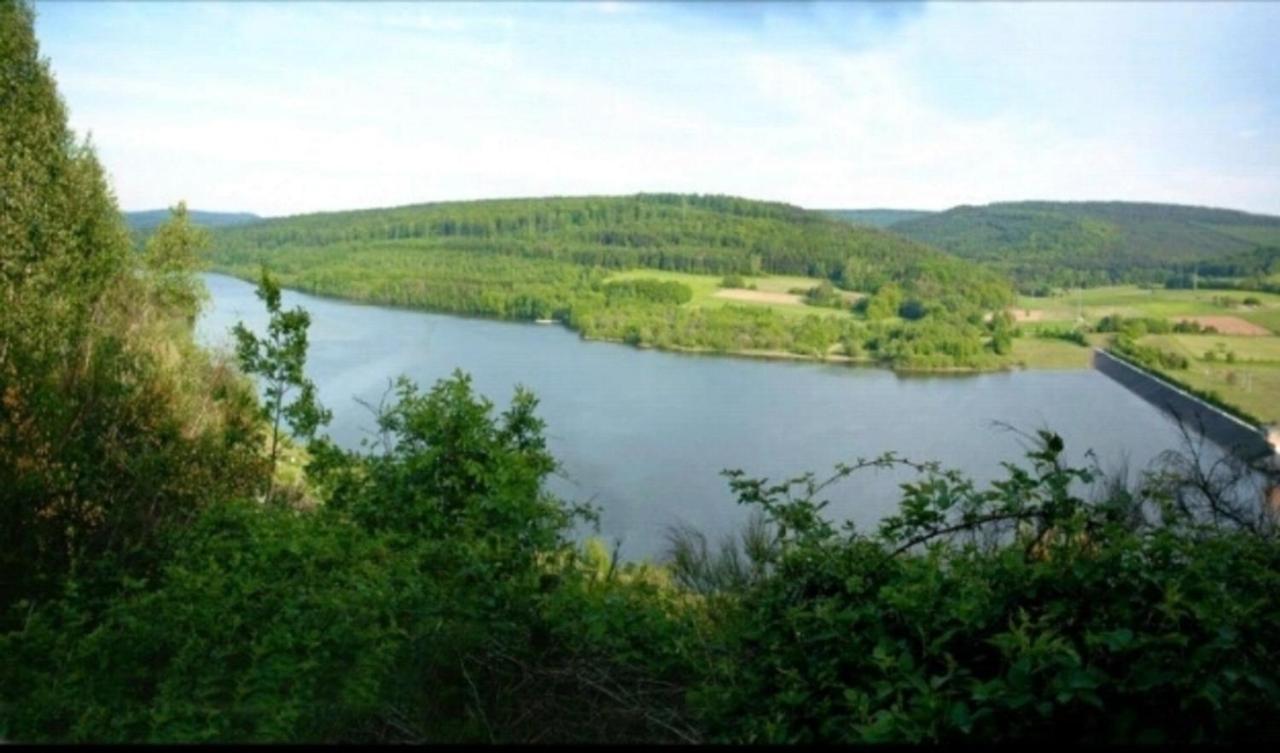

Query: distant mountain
[[890, 201, 1280, 290], [125, 209, 261, 233], [821, 209, 933, 229]]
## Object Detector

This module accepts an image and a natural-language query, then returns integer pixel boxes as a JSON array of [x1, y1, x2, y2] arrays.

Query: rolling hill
[[206, 194, 1010, 305], [890, 201, 1280, 290], [202, 194, 1016, 369]]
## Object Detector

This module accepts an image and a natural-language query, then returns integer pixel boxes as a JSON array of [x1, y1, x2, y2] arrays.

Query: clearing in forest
[[713, 289, 805, 306]]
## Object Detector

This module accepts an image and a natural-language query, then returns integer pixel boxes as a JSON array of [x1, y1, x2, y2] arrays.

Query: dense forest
[[202, 195, 1014, 369], [5, 0, 1280, 744], [892, 201, 1280, 291]]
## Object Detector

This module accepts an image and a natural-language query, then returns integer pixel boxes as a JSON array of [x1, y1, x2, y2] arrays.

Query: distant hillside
[[821, 209, 934, 229], [125, 209, 260, 233], [208, 194, 1008, 305], [205, 194, 1016, 369], [891, 201, 1280, 290]]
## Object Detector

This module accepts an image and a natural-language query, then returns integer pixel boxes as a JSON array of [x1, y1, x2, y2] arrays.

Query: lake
[[197, 273, 1212, 560]]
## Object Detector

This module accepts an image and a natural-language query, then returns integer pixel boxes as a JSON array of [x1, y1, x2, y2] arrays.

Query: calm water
[[197, 273, 1205, 560]]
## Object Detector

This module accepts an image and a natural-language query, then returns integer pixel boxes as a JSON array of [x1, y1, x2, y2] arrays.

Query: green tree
[[0, 0, 265, 612], [141, 201, 210, 322], [865, 282, 903, 320], [233, 268, 331, 503], [989, 309, 1016, 355], [898, 298, 928, 320]]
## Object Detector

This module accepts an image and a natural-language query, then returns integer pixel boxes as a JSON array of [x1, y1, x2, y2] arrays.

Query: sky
[[32, 0, 1280, 217]]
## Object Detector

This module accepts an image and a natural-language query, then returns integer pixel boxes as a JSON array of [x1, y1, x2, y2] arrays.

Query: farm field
[[1141, 333, 1280, 364], [1158, 363, 1280, 425], [1008, 336, 1094, 370], [1241, 306, 1280, 335], [604, 269, 859, 320], [1007, 286, 1280, 425], [1014, 285, 1280, 327], [1134, 333, 1280, 424]]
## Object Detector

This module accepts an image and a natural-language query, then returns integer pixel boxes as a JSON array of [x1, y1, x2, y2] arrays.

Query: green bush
[[686, 434, 1280, 743], [602, 279, 693, 306], [1036, 327, 1088, 346]]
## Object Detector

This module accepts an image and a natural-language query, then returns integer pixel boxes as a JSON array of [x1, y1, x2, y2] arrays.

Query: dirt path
[[1011, 309, 1046, 322], [713, 289, 805, 306]]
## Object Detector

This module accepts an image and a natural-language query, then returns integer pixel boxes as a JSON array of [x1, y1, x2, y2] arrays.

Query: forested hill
[[125, 209, 260, 232], [820, 208, 934, 228], [208, 193, 1011, 306], [890, 200, 1280, 290], [205, 194, 1015, 369]]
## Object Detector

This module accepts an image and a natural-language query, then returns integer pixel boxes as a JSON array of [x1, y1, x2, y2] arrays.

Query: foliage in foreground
[[4, 374, 1279, 743], [684, 433, 1280, 743], [0, 0, 266, 614]]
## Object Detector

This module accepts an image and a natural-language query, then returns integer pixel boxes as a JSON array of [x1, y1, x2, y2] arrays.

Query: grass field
[[1011, 286, 1280, 425], [1164, 363, 1280, 425], [1141, 334, 1280, 364], [1015, 286, 1280, 327], [1131, 333, 1280, 424], [1009, 336, 1093, 369], [1241, 307, 1280, 335], [1127, 334, 1280, 429], [605, 269, 857, 320]]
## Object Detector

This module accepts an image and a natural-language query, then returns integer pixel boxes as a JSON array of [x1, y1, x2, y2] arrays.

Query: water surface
[[198, 273, 1205, 560]]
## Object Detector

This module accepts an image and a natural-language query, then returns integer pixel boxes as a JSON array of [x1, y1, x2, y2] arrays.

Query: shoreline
[[204, 269, 1088, 376]]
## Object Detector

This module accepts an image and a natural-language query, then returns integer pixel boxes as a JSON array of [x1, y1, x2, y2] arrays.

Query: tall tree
[[141, 200, 210, 322], [233, 268, 331, 503], [0, 0, 265, 611]]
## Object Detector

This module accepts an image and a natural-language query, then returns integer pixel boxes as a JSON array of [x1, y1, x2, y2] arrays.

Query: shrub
[[687, 434, 1280, 743]]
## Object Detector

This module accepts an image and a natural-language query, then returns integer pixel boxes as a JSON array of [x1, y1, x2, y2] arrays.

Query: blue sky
[[32, 1, 1280, 217]]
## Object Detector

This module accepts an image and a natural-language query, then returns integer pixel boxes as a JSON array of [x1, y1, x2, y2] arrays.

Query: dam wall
[[1093, 348, 1277, 463]]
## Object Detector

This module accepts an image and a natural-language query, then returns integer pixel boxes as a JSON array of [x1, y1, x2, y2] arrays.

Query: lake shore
[[207, 267, 1094, 374]]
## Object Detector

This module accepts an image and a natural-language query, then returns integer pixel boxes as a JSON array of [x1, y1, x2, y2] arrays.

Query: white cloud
[[35, 0, 1280, 215]]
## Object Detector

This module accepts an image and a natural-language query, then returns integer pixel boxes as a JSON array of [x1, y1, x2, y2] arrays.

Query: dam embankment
[[1093, 348, 1277, 463]]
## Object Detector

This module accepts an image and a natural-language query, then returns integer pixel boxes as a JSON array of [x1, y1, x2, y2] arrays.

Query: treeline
[[892, 201, 1280, 291], [1165, 246, 1280, 294]]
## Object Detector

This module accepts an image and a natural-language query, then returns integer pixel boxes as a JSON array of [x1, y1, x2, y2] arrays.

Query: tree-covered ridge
[[208, 194, 1006, 299], [125, 209, 261, 232], [892, 201, 1280, 290], [124, 210, 260, 251], [205, 195, 1014, 369]]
